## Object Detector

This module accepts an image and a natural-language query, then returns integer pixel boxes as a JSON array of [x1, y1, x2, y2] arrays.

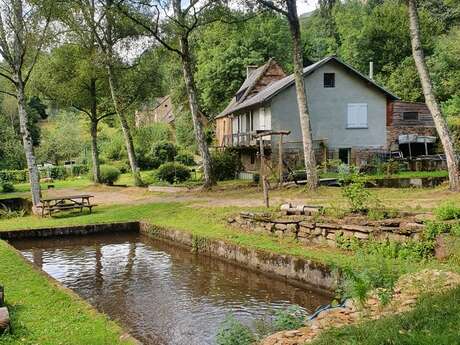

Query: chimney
[[246, 65, 258, 78], [369, 61, 374, 80]]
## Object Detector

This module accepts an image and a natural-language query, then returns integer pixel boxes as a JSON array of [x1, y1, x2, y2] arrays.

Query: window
[[347, 103, 368, 128], [403, 111, 419, 121], [324, 73, 335, 88]]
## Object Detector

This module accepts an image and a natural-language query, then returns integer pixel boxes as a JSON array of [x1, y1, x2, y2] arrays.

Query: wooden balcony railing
[[222, 132, 270, 147]]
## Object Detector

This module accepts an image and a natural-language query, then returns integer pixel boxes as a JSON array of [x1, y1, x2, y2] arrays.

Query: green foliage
[[0, 204, 25, 219], [216, 315, 255, 345], [156, 162, 191, 184], [310, 287, 460, 345], [174, 151, 195, 166], [273, 306, 306, 331], [341, 255, 399, 306], [36, 112, 86, 165], [0, 115, 26, 170], [151, 141, 178, 163], [195, 13, 292, 115], [434, 201, 460, 221], [92, 165, 121, 185], [211, 149, 241, 181], [0, 169, 28, 184], [134, 124, 174, 169], [342, 181, 371, 214], [0, 181, 15, 193]]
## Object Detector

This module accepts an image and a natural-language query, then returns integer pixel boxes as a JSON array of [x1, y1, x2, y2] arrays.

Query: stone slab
[[0, 307, 9, 331]]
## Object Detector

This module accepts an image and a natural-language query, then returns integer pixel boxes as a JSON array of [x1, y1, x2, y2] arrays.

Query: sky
[[297, 0, 318, 14]]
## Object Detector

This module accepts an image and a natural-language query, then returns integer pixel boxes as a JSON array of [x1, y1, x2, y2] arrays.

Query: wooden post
[[259, 136, 269, 207], [263, 176, 270, 208], [259, 136, 265, 186], [424, 137, 428, 155], [408, 141, 412, 159], [278, 134, 284, 185]]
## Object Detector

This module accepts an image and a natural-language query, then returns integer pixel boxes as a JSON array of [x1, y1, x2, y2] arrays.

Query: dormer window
[[235, 90, 245, 102], [324, 73, 335, 88]]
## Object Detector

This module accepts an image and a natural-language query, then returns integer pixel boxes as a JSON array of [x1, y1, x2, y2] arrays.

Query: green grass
[[0, 201, 440, 274], [0, 241, 136, 345], [310, 287, 460, 345]]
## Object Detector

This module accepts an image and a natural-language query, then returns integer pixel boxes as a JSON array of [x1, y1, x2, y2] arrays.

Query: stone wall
[[228, 212, 426, 248]]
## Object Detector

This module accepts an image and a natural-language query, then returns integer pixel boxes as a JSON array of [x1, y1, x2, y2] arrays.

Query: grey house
[[215, 56, 435, 171]]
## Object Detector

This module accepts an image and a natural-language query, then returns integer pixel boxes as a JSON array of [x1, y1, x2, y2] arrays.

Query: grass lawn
[[0, 240, 136, 345], [311, 287, 460, 345]]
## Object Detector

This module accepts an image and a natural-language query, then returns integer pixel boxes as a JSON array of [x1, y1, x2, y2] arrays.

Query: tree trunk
[[408, 0, 459, 191], [89, 79, 101, 184], [106, 63, 143, 187], [15, 77, 41, 209], [178, 37, 214, 188], [90, 120, 101, 183], [286, 0, 318, 190]]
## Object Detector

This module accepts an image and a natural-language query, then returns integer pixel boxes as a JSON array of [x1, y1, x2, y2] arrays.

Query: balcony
[[222, 131, 271, 148]]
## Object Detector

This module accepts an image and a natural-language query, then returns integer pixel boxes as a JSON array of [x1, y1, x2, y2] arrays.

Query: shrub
[[342, 181, 371, 213], [216, 315, 255, 345], [1, 182, 15, 193], [92, 165, 120, 185], [156, 162, 190, 184], [0, 169, 28, 184], [175, 151, 195, 166], [109, 160, 131, 174], [211, 149, 241, 181], [435, 201, 460, 221], [151, 141, 178, 163], [273, 306, 306, 331]]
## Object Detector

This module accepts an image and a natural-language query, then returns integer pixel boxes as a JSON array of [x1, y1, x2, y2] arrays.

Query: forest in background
[[1, 0, 459, 171]]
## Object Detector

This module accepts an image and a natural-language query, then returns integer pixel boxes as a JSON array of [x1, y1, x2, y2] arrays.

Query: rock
[[435, 234, 450, 261], [317, 223, 341, 229], [341, 224, 373, 233], [299, 221, 316, 229], [226, 217, 235, 224], [275, 223, 287, 230], [286, 223, 298, 233], [274, 230, 284, 237], [0, 286, 3, 307], [399, 222, 425, 233], [0, 307, 9, 332], [353, 232, 369, 240], [414, 213, 435, 224], [326, 233, 336, 240]]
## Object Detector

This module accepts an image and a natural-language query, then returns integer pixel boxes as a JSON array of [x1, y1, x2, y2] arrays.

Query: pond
[[10, 232, 330, 345]]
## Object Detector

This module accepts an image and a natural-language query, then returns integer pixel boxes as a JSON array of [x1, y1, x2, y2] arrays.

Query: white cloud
[[297, 0, 318, 14]]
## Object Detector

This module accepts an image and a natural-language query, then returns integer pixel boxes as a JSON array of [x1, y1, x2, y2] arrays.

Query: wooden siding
[[389, 101, 434, 127], [215, 116, 232, 147]]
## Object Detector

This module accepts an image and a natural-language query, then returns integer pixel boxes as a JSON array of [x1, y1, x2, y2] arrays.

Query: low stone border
[[0, 222, 140, 239], [229, 212, 428, 248]]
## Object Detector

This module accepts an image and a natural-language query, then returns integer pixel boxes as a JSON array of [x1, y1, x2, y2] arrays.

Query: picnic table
[[38, 194, 97, 217]]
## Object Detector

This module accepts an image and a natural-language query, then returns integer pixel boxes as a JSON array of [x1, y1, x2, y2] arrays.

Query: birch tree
[[253, 0, 318, 190], [0, 0, 51, 209], [73, 0, 144, 186], [408, 0, 459, 191], [119, 0, 221, 189]]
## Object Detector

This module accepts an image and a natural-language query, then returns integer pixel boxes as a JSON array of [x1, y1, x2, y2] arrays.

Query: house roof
[[216, 56, 399, 118]]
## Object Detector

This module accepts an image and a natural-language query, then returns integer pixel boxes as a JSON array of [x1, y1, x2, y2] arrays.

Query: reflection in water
[[11, 232, 329, 345]]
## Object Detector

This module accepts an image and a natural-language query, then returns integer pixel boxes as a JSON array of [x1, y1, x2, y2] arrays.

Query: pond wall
[[0, 221, 337, 293]]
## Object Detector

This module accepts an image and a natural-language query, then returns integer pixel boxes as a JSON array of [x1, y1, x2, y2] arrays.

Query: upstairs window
[[324, 73, 335, 88], [347, 103, 368, 128], [403, 111, 419, 121]]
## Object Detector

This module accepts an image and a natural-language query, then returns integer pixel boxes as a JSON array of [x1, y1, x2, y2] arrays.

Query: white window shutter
[[347, 103, 368, 128]]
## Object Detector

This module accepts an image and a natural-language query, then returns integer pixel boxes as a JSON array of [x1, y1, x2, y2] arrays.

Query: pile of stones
[[259, 269, 460, 345]]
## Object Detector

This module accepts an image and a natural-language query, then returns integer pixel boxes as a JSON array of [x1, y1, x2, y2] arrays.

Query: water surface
[[11, 232, 329, 345]]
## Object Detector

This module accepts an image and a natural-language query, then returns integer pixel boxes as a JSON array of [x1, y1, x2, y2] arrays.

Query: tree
[[254, 0, 318, 190], [119, 0, 221, 189], [73, 0, 144, 186], [33, 43, 114, 183], [195, 12, 292, 115], [0, 0, 51, 209], [408, 0, 459, 191]]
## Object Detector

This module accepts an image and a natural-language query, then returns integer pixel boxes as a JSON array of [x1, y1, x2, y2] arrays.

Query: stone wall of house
[[228, 212, 426, 247]]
